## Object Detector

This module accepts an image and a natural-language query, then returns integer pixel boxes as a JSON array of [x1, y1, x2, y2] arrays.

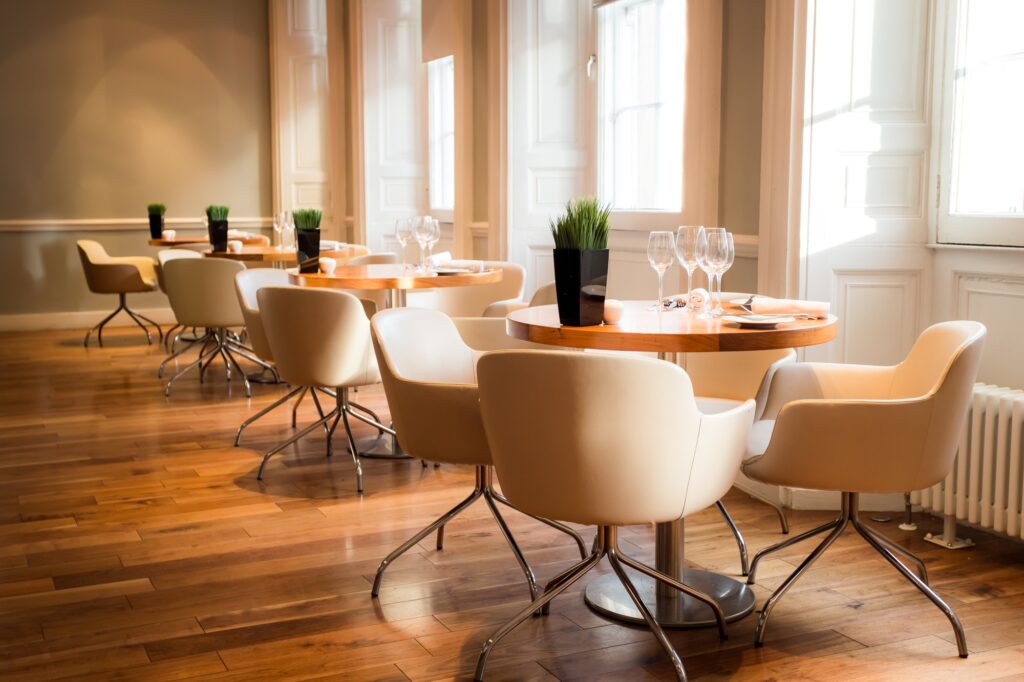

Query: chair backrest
[[451, 317, 558, 351], [371, 308, 487, 464], [258, 286, 378, 389], [477, 351, 705, 526], [347, 252, 398, 266], [428, 261, 527, 317], [162, 258, 246, 328], [528, 282, 556, 307], [234, 269, 291, 361], [76, 240, 149, 295], [684, 348, 795, 419], [156, 249, 201, 293], [76, 240, 110, 293]]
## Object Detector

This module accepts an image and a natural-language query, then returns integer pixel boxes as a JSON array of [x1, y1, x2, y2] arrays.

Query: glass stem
[[685, 270, 693, 311], [657, 271, 664, 313], [714, 273, 723, 313]]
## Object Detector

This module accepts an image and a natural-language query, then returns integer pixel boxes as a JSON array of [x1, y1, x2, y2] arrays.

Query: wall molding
[[468, 221, 488, 238], [0, 307, 177, 332], [0, 217, 272, 233]]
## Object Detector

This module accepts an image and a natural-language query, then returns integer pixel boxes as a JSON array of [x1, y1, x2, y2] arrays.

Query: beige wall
[[719, 0, 764, 294], [0, 0, 271, 320]]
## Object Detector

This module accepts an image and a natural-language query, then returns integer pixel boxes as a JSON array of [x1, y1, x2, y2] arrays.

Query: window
[[427, 55, 455, 218], [937, 0, 1024, 246], [596, 0, 684, 214]]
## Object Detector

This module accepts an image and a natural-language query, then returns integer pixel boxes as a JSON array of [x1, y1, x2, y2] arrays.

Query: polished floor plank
[[2, 327, 1024, 680]]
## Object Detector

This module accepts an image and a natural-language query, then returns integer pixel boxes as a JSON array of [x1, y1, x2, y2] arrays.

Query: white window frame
[[594, 0, 685, 231], [427, 54, 455, 222], [933, 0, 1024, 247]]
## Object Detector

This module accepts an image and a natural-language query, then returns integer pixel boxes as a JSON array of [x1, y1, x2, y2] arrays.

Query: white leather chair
[[77, 240, 162, 347], [482, 281, 556, 318], [408, 261, 526, 318], [157, 249, 202, 351], [161, 258, 253, 396], [473, 350, 755, 681], [232, 269, 311, 446], [742, 321, 986, 657], [335, 252, 397, 313], [368, 308, 588, 602], [346, 252, 398, 266], [256, 286, 386, 491]]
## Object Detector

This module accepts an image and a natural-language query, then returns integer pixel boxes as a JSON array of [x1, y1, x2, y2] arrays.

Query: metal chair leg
[[747, 515, 844, 584], [716, 500, 750, 576], [83, 298, 125, 348], [489, 489, 588, 560], [482, 486, 540, 601], [607, 545, 687, 682], [853, 518, 967, 657], [475, 548, 603, 682], [235, 385, 306, 446], [851, 517, 929, 584], [165, 340, 220, 397], [223, 347, 252, 397], [348, 400, 387, 435], [291, 387, 308, 427], [158, 335, 203, 378], [124, 308, 153, 344], [345, 405, 398, 436], [754, 498, 851, 647], [338, 391, 364, 491], [256, 406, 337, 480], [372, 485, 484, 597], [615, 550, 728, 640], [768, 498, 790, 534]]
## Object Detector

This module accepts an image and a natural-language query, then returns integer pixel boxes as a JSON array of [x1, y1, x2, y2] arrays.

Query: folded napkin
[[320, 240, 341, 251], [227, 229, 254, 239], [750, 296, 830, 318]]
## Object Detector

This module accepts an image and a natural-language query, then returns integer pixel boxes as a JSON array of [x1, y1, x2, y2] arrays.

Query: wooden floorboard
[[1, 326, 1024, 680]]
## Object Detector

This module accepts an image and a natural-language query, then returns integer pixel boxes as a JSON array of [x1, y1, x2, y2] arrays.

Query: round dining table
[[506, 300, 838, 629], [203, 245, 365, 268], [290, 263, 504, 458], [148, 234, 267, 247]]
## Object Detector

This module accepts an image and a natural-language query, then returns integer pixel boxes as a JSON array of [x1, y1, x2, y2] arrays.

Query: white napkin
[[320, 240, 341, 251], [227, 229, 253, 239], [750, 296, 830, 318]]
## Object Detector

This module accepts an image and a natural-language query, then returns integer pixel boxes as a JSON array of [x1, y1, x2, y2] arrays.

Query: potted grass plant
[[551, 197, 611, 326], [205, 205, 230, 252], [147, 203, 166, 239], [293, 208, 322, 273]]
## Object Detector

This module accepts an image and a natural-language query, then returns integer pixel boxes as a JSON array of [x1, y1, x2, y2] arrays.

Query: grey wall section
[[0, 0, 271, 320], [719, 0, 764, 294]]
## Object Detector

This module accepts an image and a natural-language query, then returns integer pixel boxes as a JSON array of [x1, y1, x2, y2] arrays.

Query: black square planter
[[148, 214, 164, 239], [297, 229, 321, 273], [208, 220, 229, 252], [553, 248, 609, 326]]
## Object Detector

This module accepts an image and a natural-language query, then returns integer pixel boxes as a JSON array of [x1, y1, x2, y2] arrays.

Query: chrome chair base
[[371, 465, 589, 603], [256, 387, 365, 491], [716, 500, 749, 576], [475, 526, 726, 682], [162, 328, 271, 397], [83, 293, 163, 348], [747, 491, 966, 657], [235, 384, 307, 446]]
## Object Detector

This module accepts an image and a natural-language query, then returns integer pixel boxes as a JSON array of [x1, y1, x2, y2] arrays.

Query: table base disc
[[584, 566, 755, 628], [355, 434, 413, 460]]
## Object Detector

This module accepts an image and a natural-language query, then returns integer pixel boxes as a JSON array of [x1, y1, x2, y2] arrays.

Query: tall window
[[937, 0, 1024, 246], [597, 0, 684, 213], [427, 55, 455, 218]]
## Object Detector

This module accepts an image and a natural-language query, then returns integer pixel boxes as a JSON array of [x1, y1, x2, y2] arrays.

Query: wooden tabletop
[[506, 301, 837, 352], [148, 235, 266, 247], [288, 264, 503, 290], [203, 245, 361, 263]]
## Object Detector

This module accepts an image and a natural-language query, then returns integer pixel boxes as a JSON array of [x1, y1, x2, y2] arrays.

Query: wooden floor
[[2, 327, 1024, 681]]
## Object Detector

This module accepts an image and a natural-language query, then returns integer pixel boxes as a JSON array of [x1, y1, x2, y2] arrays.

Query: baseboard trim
[[0, 308, 177, 332]]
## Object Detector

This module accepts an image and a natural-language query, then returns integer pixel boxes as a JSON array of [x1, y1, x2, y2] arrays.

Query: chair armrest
[[387, 380, 488, 466], [683, 399, 756, 515], [481, 300, 527, 318], [760, 362, 896, 420], [744, 397, 939, 492], [107, 256, 158, 286]]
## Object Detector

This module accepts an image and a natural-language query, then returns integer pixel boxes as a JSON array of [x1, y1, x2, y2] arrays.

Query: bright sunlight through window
[[427, 55, 455, 215], [597, 0, 684, 213]]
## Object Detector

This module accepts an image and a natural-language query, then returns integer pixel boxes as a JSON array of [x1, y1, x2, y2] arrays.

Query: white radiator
[[911, 383, 1024, 548]]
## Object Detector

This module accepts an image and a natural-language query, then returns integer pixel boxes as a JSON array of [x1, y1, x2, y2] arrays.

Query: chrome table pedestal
[[584, 518, 755, 627]]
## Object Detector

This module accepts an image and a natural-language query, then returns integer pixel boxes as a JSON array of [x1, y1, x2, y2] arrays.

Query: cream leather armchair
[[256, 286, 387, 491], [743, 320, 986, 657], [161, 258, 254, 397], [409, 260, 526, 317], [156, 249, 201, 352], [337, 252, 396, 313], [481, 281, 556, 318], [473, 350, 755, 681], [368, 308, 588, 602], [77, 240, 162, 347]]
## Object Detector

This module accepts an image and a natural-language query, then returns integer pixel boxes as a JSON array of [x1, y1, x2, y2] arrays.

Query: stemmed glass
[[426, 218, 440, 266], [647, 231, 676, 312], [395, 218, 413, 269], [414, 216, 433, 271], [675, 226, 705, 312], [699, 228, 728, 317], [714, 232, 735, 316], [272, 212, 285, 250]]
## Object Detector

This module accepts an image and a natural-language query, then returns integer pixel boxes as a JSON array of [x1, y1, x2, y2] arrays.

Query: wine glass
[[700, 228, 728, 317], [272, 212, 285, 250], [675, 226, 705, 313], [413, 216, 433, 271], [426, 218, 441, 266], [282, 211, 296, 250], [647, 231, 675, 312], [713, 232, 735, 316], [395, 218, 413, 268]]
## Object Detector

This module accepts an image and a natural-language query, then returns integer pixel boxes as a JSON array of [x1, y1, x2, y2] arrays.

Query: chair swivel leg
[[746, 515, 845, 584], [291, 387, 308, 427], [489, 489, 588, 560], [83, 295, 126, 348], [158, 335, 203, 378], [124, 306, 163, 344], [256, 405, 338, 480], [481, 476, 540, 601], [336, 391, 365, 492], [235, 385, 306, 446], [165, 336, 220, 396], [851, 515, 928, 584], [716, 500, 750, 576]]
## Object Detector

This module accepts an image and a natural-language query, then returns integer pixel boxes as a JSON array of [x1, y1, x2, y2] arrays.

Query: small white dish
[[227, 240, 243, 253], [603, 299, 624, 325], [319, 257, 337, 275], [163, 229, 177, 240], [722, 314, 795, 329]]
